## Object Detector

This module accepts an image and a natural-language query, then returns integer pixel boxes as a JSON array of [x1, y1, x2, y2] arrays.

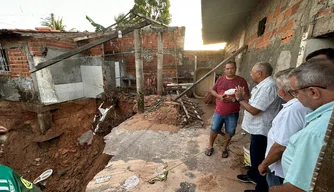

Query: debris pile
[[0, 99, 117, 192], [146, 101, 183, 125], [92, 91, 136, 136], [133, 95, 163, 112]]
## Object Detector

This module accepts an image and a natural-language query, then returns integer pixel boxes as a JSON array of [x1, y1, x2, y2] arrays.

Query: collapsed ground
[[0, 90, 205, 192]]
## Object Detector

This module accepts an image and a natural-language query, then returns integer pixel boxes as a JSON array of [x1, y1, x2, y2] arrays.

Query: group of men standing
[[205, 48, 334, 192]]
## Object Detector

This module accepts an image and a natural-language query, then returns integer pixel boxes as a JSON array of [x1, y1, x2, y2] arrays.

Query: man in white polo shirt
[[235, 62, 282, 192], [257, 68, 311, 187]]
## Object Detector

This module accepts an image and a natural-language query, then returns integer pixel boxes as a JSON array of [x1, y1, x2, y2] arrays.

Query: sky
[[0, 0, 225, 50]]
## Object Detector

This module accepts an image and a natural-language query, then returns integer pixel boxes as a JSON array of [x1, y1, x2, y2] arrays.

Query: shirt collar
[[254, 76, 273, 89], [306, 101, 334, 123], [282, 98, 299, 108]]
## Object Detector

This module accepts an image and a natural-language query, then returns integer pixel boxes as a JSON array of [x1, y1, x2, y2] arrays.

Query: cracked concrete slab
[[86, 100, 254, 192]]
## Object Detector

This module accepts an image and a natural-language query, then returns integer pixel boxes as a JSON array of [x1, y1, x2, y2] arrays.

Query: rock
[[58, 167, 71, 176], [185, 172, 196, 179], [176, 182, 196, 192], [78, 130, 94, 146], [35, 158, 41, 162]]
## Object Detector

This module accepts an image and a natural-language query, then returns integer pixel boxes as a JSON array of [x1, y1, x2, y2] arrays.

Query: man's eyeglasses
[[288, 85, 327, 97]]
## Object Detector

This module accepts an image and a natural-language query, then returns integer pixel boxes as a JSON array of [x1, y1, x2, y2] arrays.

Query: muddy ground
[[0, 92, 250, 192], [0, 92, 191, 192], [0, 91, 141, 192]]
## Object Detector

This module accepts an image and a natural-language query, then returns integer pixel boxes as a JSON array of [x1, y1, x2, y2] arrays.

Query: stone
[[78, 130, 94, 146]]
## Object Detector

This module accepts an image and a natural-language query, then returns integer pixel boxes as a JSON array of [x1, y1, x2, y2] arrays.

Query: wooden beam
[[176, 91, 190, 120], [132, 12, 168, 27], [173, 45, 248, 101], [31, 20, 151, 73], [311, 109, 334, 191]]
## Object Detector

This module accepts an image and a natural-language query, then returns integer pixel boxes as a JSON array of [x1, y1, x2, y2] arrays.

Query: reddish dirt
[[0, 92, 198, 191], [0, 97, 134, 192], [146, 101, 183, 126], [121, 114, 181, 133]]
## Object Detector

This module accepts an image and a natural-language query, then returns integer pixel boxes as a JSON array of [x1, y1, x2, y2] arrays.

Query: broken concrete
[[37, 111, 52, 134], [86, 99, 254, 192]]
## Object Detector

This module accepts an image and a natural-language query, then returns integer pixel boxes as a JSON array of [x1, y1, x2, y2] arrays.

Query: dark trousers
[[247, 134, 268, 192]]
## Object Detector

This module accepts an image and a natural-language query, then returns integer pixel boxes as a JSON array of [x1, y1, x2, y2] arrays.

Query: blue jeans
[[247, 134, 268, 192], [266, 171, 284, 187], [210, 112, 239, 136]]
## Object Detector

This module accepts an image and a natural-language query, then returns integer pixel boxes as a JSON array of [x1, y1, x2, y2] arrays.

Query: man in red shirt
[[205, 61, 249, 158]]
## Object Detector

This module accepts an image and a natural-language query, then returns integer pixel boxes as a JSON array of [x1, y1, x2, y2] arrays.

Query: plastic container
[[193, 68, 216, 98], [243, 143, 251, 167]]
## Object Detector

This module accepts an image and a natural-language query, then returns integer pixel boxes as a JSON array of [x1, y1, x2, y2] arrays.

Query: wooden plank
[[173, 45, 248, 101], [311, 109, 334, 192], [188, 113, 203, 121], [31, 20, 151, 73], [132, 12, 168, 27], [176, 91, 190, 120]]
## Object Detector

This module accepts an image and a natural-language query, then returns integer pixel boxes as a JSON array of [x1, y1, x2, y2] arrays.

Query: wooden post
[[173, 45, 248, 101], [134, 29, 144, 113], [311, 109, 334, 191], [157, 32, 163, 95], [194, 55, 198, 71]]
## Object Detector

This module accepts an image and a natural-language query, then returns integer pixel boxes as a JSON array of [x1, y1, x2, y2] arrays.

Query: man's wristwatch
[[237, 98, 244, 102]]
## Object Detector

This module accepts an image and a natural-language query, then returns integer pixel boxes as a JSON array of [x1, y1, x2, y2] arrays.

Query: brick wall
[[7, 47, 30, 78], [0, 36, 77, 78], [224, 0, 311, 83], [0, 33, 82, 102], [28, 38, 76, 56], [104, 27, 186, 82], [226, 0, 303, 52]]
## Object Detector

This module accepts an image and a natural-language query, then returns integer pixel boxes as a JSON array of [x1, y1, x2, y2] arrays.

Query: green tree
[[115, 0, 171, 25], [40, 13, 66, 30], [85, 16, 106, 32]]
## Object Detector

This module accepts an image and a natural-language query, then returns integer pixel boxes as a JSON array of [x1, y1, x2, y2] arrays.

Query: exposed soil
[[146, 101, 184, 126], [0, 96, 134, 192], [0, 92, 206, 192]]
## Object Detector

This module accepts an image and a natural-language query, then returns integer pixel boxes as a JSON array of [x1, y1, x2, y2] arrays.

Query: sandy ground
[[86, 98, 254, 192]]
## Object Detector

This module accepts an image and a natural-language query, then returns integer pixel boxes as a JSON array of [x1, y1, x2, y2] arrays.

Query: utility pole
[[134, 29, 144, 113], [157, 32, 163, 95]]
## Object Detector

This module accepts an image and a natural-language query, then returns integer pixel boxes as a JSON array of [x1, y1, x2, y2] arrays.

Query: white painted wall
[[115, 61, 120, 87], [81, 66, 104, 98], [55, 82, 84, 102]]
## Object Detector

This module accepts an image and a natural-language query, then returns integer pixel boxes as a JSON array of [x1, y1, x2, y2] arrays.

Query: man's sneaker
[[237, 174, 256, 185]]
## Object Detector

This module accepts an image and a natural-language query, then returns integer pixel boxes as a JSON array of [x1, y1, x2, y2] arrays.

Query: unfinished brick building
[[202, 0, 334, 85], [0, 26, 225, 104]]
